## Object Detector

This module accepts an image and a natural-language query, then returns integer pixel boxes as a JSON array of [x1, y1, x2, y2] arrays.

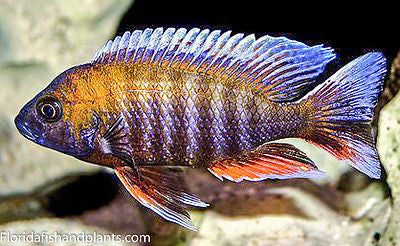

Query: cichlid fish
[[14, 27, 386, 230]]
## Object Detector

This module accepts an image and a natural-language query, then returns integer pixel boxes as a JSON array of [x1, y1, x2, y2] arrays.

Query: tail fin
[[301, 52, 386, 179]]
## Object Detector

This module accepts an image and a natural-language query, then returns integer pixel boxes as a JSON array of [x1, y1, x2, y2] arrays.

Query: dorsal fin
[[92, 27, 336, 102]]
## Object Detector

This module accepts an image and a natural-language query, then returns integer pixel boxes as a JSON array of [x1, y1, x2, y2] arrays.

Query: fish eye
[[36, 97, 62, 122]]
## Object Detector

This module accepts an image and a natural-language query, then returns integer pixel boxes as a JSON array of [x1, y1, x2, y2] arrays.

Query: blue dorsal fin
[[92, 27, 336, 102], [150, 28, 176, 65], [142, 28, 163, 64], [216, 34, 255, 78], [187, 30, 221, 70], [180, 29, 210, 70], [161, 28, 187, 67], [132, 28, 153, 64], [116, 31, 131, 62], [170, 28, 200, 69], [125, 30, 142, 62], [207, 33, 244, 75], [197, 30, 231, 73]]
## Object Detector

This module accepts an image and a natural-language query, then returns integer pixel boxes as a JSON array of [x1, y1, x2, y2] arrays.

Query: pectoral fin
[[207, 142, 324, 182], [98, 114, 136, 165], [115, 166, 208, 231]]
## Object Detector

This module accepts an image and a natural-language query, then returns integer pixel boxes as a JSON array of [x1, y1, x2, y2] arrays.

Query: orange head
[[14, 64, 100, 157]]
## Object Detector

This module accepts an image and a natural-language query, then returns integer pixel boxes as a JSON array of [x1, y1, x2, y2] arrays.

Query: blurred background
[[0, 0, 399, 245]]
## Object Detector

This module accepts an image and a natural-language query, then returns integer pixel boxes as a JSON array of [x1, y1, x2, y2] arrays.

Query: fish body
[[54, 62, 303, 168], [14, 27, 386, 230]]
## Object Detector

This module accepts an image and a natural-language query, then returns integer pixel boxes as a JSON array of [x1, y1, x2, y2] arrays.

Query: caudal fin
[[301, 52, 386, 179]]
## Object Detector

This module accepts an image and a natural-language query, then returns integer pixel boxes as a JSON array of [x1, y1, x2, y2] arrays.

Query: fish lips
[[14, 114, 41, 142]]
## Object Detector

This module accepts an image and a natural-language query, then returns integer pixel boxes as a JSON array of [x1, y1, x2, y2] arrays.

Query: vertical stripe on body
[[221, 82, 241, 156], [167, 70, 189, 164], [258, 100, 269, 143], [135, 93, 154, 160], [209, 80, 226, 157], [244, 89, 261, 149], [157, 74, 175, 163], [147, 69, 170, 162], [183, 73, 200, 162], [235, 87, 251, 151], [129, 99, 155, 160], [194, 76, 214, 164], [121, 95, 139, 149]]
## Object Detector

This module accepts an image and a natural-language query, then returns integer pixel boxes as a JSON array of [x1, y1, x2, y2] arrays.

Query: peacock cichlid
[[14, 27, 386, 230]]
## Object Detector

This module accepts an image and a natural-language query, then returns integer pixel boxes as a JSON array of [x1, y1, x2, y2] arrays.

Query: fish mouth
[[14, 115, 40, 141]]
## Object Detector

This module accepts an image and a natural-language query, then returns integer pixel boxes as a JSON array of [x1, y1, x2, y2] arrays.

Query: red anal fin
[[207, 142, 324, 182], [114, 166, 208, 231]]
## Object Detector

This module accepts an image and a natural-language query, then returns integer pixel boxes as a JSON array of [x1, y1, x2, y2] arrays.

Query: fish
[[14, 27, 386, 230]]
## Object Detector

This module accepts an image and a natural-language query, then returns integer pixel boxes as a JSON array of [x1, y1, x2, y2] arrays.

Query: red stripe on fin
[[207, 142, 324, 182], [115, 166, 208, 231]]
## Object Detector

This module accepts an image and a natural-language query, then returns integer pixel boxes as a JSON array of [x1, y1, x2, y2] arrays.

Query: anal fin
[[207, 142, 324, 182], [115, 166, 208, 231]]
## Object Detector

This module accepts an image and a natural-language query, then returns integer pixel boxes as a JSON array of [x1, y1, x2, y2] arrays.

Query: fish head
[[14, 65, 98, 158]]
